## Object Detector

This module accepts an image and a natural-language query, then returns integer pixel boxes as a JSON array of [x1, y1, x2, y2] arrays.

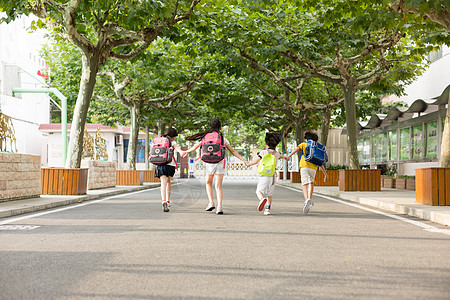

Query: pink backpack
[[201, 132, 226, 164], [149, 136, 174, 165]]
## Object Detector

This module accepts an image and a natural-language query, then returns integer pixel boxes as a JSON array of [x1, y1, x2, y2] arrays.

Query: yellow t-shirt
[[298, 142, 319, 170]]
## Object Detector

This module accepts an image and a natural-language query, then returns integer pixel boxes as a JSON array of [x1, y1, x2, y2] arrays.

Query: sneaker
[[162, 202, 169, 212], [258, 198, 267, 211], [303, 199, 314, 214], [216, 206, 223, 215], [205, 202, 215, 211], [264, 208, 271, 215], [167, 201, 171, 207]]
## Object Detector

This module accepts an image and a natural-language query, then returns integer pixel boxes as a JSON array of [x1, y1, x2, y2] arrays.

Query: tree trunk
[[439, 97, 450, 167], [145, 124, 149, 170], [157, 120, 166, 136], [294, 120, 304, 146], [65, 52, 100, 168], [126, 105, 140, 170], [343, 84, 360, 169], [321, 107, 332, 146], [281, 126, 288, 179]]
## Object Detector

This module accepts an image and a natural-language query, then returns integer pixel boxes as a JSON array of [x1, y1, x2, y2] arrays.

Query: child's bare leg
[[166, 176, 172, 202], [206, 174, 214, 204], [256, 191, 264, 200], [267, 195, 273, 206], [308, 183, 314, 199], [160, 176, 168, 201], [215, 174, 224, 207], [302, 184, 308, 201]]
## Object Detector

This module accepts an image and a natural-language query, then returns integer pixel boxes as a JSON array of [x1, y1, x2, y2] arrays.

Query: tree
[[200, 1, 427, 168], [389, 0, 450, 166], [0, 0, 200, 168], [98, 66, 196, 170]]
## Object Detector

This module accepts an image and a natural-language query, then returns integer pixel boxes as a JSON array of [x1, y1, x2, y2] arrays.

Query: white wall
[[400, 46, 450, 104], [0, 14, 50, 162], [45, 131, 118, 168]]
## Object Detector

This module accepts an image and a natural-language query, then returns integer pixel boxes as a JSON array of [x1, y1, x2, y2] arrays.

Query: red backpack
[[201, 132, 226, 164], [149, 136, 174, 165]]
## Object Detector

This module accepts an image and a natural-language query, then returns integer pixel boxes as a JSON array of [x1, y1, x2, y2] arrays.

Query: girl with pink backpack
[[150, 128, 185, 212], [182, 119, 248, 215]]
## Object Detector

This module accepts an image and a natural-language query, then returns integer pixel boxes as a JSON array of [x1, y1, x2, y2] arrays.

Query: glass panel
[[372, 136, 378, 162], [358, 139, 364, 163], [412, 125, 423, 159], [400, 128, 410, 160], [363, 138, 370, 164], [426, 121, 437, 158], [380, 133, 388, 162], [136, 146, 145, 163], [389, 131, 397, 161], [123, 139, 129, 162]]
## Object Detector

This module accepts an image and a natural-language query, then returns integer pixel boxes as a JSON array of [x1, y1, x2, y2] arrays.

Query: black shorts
[[155, 165, 176, 178]]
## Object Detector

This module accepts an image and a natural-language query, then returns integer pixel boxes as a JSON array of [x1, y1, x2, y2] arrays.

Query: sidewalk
[[277, 181, 450, 227], [0, 183, 160, 219]]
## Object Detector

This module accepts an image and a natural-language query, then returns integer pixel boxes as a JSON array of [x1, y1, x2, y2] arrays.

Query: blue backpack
[[303, 140, 328, 166]]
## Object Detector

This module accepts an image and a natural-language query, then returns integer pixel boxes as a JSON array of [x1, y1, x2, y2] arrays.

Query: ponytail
[[186, 119, 223, 141]]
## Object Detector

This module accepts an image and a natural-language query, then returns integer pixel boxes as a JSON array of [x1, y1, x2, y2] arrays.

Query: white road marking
[[0, 225, 41, 230], [0, 187, 161, 225], [280, 185, 450, 236]]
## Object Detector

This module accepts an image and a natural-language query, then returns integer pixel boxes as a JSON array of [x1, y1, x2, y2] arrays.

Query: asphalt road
[[1, 179, 449, 300]]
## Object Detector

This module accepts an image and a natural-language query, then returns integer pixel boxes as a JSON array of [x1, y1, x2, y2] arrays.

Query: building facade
[[356, 46, 450, 175], [39, 123, 153, 170], [0, 15, 51, 163]]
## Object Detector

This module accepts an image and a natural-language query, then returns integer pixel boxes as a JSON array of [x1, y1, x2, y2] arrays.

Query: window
[[400, 128, 410, 160], [363, 138, 370, 164], [389, 131, 397, 161], [426, 121, 438, 158], [428, 47, 443, 63], [358, 139, 364, 163], [412, 125, 423, 159], [379, 133, 388, 162], [123, 139, 149, 163]]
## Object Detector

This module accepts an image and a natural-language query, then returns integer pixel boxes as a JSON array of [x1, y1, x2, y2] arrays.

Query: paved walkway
[[277, 180, 450, 227], [1, 180, 449, 227]]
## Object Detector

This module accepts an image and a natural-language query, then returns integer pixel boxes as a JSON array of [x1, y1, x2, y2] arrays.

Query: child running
[[245, 132, 287, 215], [286, 132, 328, 214], [182, 119, 248, 215], [153, 128, 185, 212]]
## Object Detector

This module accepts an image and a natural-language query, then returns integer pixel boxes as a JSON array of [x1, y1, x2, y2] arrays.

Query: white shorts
[[301, 167, 317, 185], [205, 161, 227, 175], [256, 176, 276, 196]]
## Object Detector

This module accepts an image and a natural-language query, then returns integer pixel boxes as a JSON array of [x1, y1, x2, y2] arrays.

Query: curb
[[278, 183, 450, 227], [0, 183, 160, 219]]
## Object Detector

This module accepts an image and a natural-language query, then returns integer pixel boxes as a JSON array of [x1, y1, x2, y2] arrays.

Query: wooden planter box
[[395, 178, 406, 189], [116, 170, 143, 186], [415, 168, 450, 206], [383, 178, 396, 188], [315, 170, 339, 186], [41, 168, 88, 195], [339, 169, 381, 191], [279, 171, 291, 180], [406, 178, 415, 191], [290, 171, 301, 183], [142, 170, 160, 182]]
